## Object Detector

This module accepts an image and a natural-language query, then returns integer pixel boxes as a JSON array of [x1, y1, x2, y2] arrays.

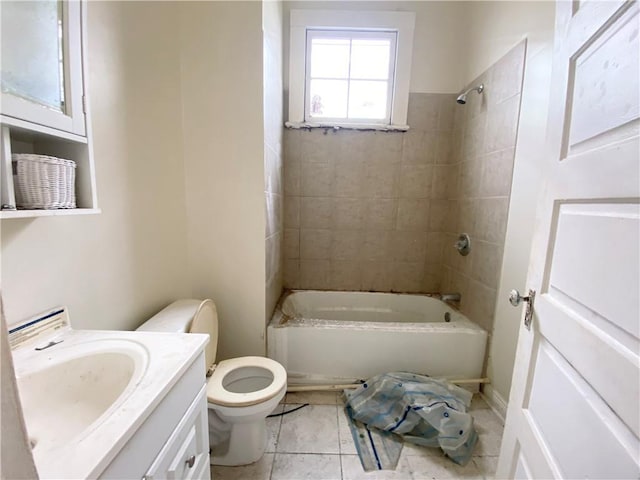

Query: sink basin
[[16, 340, 148, 456]]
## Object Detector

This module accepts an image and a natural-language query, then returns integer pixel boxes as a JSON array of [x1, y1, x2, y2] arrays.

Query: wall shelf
[[0, 208, 101, 220], [0, 1, 97, 220]]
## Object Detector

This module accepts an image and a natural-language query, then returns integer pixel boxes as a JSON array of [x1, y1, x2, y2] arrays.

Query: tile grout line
[[268, 403, 285, 480]]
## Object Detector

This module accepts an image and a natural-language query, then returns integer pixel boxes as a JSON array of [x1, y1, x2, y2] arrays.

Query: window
[[288, 10, 415, 130], [306, 30, 396, 124]]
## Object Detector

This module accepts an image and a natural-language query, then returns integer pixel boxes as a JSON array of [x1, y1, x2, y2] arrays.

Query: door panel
[[497, 1, 640, 478]]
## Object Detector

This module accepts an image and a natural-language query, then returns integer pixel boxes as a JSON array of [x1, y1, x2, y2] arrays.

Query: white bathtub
[[267, 290, 488, 384]]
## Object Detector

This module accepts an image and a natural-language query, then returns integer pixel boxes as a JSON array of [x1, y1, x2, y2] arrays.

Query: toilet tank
[[137, 299, 219, 366], [137, 299, 207, 333]]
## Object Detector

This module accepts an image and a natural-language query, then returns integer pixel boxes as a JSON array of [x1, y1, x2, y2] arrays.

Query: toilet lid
[[207, 356, 287, 407], [189, 299, 218, 370]]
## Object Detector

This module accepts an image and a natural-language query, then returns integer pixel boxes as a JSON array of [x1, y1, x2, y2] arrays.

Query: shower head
[[456, 84, 484, 105]]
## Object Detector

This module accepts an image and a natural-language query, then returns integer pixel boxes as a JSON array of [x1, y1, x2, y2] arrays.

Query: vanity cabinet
[[99, 352, 211, 480], [0, 0, 98, 218]]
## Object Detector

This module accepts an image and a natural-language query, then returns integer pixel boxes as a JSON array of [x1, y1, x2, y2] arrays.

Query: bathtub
[[267, 290, 488, 385]]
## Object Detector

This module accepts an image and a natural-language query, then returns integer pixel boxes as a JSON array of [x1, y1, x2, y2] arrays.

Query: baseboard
[[481, 384, 508, 423]]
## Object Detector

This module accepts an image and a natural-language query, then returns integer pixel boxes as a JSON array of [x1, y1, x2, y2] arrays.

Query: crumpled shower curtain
[[344, 372, 478, 470]]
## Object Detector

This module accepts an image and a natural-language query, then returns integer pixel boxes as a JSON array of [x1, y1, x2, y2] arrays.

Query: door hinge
[[82, 95, 87, 114]]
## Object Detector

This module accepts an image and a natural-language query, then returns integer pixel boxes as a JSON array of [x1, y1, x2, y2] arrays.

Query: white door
[[497, 1, 640, 478]]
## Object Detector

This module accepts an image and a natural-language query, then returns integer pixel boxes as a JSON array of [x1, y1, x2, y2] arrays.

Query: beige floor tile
[[210, 453, 274, 480], [341, 454, 414, 480], [470, 395, 491, 411], [407, 454, 482, 480], [471, 409, 504, 457], [266, 405, 284, 453], [286, 391, 340, 404], [472, 456, 499, 480], [277, 404, 340, 454], [271, 453, 342, 480], [338, 406, 358, 455], [401, 442, 445, 458]]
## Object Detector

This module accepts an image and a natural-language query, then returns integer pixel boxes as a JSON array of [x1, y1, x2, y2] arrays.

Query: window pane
[[1, 0, 65, 111], [310, 37, 350, 79], [348, 80, 388, 119], [350, 39, 391, 80], [309, 79, 348, 118]]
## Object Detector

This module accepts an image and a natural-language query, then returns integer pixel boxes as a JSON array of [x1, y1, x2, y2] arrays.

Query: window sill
[[285, 121, 409, 132]]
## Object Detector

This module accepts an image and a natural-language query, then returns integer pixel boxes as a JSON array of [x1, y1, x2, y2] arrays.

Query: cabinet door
[[0, 0, 86, 136]]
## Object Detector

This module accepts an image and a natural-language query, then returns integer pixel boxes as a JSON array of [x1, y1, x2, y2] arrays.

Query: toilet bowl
[[137, 299, 287, 466]]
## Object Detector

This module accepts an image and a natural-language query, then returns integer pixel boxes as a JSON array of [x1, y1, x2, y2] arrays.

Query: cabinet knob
[[185, 455, 196, 468]]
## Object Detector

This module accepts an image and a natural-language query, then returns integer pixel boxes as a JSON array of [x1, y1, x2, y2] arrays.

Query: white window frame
[[288, 9, 415, 130], [305, 29, 397, 125]]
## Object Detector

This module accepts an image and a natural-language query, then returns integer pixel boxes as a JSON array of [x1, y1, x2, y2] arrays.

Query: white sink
[[16, 339, 148, 456]]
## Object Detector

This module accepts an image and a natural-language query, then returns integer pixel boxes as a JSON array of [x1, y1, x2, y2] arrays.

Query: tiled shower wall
[[442, 42, 526, 333], [283, 93, 456, 292], [282, 42, 525, 310]]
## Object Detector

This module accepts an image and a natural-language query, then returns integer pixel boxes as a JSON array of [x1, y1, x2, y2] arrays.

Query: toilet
[[137, 299, 287, 466]]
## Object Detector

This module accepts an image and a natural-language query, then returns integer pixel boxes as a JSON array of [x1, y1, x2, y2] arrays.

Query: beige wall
[[264, 1, 285, 323], [179, 2, 267, 360], [1, 1, 190, 330], [283, 1, 467, 94]]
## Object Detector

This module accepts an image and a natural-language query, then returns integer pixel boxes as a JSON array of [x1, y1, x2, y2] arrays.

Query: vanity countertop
[[11, 327, 208, 479]]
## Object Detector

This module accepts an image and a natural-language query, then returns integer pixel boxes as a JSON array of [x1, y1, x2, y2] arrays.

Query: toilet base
[[211, 420, 267, 466]]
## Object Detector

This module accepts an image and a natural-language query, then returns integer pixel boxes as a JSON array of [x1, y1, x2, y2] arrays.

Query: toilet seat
[[207, 356, 287, 407]]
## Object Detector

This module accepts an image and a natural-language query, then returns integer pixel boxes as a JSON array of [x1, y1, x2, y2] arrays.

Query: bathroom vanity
[[9, 308, 211, 479]]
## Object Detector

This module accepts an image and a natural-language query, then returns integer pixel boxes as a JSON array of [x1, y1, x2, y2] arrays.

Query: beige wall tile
[[462, 279, 497, 332], [300, 197, 333, 229], [401, 130, 437, 165], [479, 148, 516, 197], [299, 259, 331, 289], [463, 111, 487, 158], [485, 94, 521, 154], [399, 164, 433, 199], [364, 198, 397, 230], [330, 230, 362, 261], [284, 160, 300, 196], [284, 228, 299, 259], [407, 93, 440, 131], [428, 199, 449, 232], [425, 232, 445, 264], [330, 261, 362, 290], [390, 231, 428, 262], [300, 229, 332, 259], [435, 133, 453, 165], [364, 162, 399, 198], [361, 231, 391, 261], [284, 259, 299, 288], [392, 262, 424, 292], [333, 198, 366, 229], [361, 261, 394, 291], [438, 95, 456, 131], [471, 240, 504, 289], [301, 162, 335, 197], [366, 131, 403, 163], [397, 198, 430, 231], [335, 161, 366, 198], [284, 195, 300, 228], [422, 266, 442, 292], [474, 197, 509, 244], [490, 40, 526, 105], [431, 165, 451, 200]]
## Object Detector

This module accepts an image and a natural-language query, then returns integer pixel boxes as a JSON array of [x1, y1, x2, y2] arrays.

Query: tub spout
[[440, 293, 461, 304]]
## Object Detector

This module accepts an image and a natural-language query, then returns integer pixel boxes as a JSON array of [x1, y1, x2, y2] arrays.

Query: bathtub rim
[[270, 289, 487, 335]]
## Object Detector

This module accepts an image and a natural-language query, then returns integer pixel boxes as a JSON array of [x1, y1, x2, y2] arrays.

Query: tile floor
[[211, 391, 504, 480]]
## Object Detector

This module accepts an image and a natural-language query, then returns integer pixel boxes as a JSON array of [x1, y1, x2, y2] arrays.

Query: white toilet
[[137, 299, 287, 466]]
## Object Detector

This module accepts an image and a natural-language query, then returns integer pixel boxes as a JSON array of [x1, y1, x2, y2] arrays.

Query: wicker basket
[[12, 154, 76, 209]]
